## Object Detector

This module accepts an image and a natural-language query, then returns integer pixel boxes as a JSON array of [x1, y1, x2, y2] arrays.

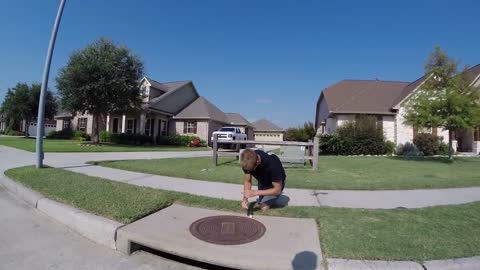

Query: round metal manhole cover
[[189, 215, 266, 245]]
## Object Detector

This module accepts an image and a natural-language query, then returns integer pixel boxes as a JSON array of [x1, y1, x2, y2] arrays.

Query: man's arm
[[256, 181, 282, 197], [242, 174, 253, 208]]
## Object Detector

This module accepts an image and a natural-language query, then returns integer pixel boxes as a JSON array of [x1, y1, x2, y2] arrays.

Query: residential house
[[252, 119, 285, 142], [314, 64, 480, 154], [225, 113, 254, 140], [55, 76, 252, 144]]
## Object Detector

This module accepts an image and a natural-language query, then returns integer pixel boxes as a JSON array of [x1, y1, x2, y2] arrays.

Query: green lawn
[[5, 165, 480, 261], [93, 156, 480, 190], [0, 137, 209, 152]]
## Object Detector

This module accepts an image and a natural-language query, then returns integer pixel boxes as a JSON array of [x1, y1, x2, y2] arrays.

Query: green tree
[[285, 121, 316, 142], [403, 46, 480, 160], [0, 83, 56, 137], [56, 38, 144, 143]]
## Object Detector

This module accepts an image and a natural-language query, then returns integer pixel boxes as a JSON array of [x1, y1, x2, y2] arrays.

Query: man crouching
[[240, 149, 286, 211]]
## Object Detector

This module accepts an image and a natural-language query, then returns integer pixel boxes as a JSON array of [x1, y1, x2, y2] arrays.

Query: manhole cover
[[189, 215, 266, 245]]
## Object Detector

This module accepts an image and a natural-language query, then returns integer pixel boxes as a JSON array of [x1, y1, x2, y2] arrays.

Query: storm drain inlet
[[189, 215, 266, 245]]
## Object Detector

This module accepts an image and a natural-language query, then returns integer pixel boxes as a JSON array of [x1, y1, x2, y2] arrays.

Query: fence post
[[313, 135, 319, 171], [212, 134, 218, 166]]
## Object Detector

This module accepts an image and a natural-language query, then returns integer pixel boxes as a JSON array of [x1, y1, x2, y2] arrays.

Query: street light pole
[[36, 0, 66, 168]]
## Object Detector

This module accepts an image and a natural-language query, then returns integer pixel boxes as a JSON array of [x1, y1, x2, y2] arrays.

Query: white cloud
[[255, 99, 272, 104]]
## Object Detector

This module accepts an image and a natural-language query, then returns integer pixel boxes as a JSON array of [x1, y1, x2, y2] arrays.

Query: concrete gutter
[[0, 175, 123, 250]]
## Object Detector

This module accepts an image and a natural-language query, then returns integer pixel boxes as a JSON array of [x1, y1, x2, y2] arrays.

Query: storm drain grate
[[190, 215, 266, 245]]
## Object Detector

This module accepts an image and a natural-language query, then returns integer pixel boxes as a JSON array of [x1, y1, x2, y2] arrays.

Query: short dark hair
[[240, 149, 257, 172]]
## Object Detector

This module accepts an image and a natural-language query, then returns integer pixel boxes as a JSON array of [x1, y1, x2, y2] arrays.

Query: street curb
[[36, 198, 123, 250], [0, 175, 44, 207], [328, 258, 423, 270], [0, 175, 123, 250], [423, 256, 480, 270]]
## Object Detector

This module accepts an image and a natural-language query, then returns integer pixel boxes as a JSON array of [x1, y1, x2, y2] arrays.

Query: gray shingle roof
[[226, 113, 252, 126], [147, 80, 192, 105], [173, 96, 230, 123], [252, 119, 284, 132], [321, 80, 410, 114]]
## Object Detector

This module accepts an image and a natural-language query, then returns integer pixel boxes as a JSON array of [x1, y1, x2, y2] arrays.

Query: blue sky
[[1, 0, 479, 128]]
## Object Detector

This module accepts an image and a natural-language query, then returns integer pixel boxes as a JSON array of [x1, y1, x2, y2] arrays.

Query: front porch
[[106, 111, 174, 139], [455, 128, 480, 155]]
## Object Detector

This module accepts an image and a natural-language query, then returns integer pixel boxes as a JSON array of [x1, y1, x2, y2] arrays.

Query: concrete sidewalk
[[57, 163, 480, 209], [3, 145, 480, 209]]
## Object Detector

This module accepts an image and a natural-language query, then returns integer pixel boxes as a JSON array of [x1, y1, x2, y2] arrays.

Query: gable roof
[[226, 113, 252, 126], [321, 80, 409, 115], [466, 64, 480, 84], [146, 80, 198, 114], [173, 96, 230, 123], [391, 75, 429, 109], [252, 119, 284, 132]]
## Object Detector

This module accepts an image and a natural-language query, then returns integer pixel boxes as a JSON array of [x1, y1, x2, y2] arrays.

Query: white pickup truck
[[211, 127, 247, 148]]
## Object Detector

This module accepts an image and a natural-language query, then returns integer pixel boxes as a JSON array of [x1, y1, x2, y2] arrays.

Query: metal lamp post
[[36, 0, 66, 168]]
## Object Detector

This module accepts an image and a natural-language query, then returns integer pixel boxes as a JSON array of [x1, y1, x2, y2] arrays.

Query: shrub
[[334, 116, 386, 155], [385, 141, 396, 155], [413, 133, 440, 156], [319, 134, 342, 155], [437, 142, 450, 155], [396, 142, 424, 157], [73, 130, 91, 141], [99, 131, 112, 142], [285, 121, 316, 142], [0, 130, 4, 135], [47, 129, 73, 139], [6, 129, 24, 136], [111, 133, 153, 145]]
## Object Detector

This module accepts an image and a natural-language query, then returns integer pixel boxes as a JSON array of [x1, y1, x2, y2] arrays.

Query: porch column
[[139, 113, 146, 135], [121, 114, 126, 133], [153, 116, 159, 137], [106, 114, 110, 132]]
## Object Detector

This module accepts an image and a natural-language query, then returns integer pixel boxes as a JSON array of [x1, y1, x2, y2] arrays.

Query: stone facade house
[[314, 64, 480, 154], [55, 76, 251, 144]]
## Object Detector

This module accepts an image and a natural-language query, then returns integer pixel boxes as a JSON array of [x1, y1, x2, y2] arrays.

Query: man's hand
[[243, 189, 258, 198], [241, 198, 248, 209]]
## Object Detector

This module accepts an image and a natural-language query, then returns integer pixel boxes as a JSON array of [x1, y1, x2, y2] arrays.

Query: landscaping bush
[[285, 121, 316, 142], [319, 134, 342, 155], [413, 133, 440, 156], [385, 141, 396, 155], [99, 131, 112, 142], [437, 142, 450, 155], [396, 142, 424, 157], [413, 133, 449, 156], [0, 130, 4, 135], [110, 133, 153, 145], [47, 129, 73, 139], [73, 130, 91, 141], [335, 116, 386, 155], [6, 129, 24, 136]]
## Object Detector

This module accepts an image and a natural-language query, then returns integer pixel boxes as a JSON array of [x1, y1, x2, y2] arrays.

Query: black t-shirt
[[243, 150, 286, 190]]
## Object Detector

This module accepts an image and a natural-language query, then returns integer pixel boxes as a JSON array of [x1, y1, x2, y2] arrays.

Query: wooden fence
[[211, 134, 319, 171]]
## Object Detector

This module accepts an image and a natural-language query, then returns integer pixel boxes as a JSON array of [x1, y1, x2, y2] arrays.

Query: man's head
[[240, 149, 260, 173]]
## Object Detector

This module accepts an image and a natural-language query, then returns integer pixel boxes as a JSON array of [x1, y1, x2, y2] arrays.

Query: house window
[[126, 119, 137, 134], [77, 118, 87, 131], [183, 121, 197, 134], [63, 119, 71, 130], [145, 118, 155, 137], [474, 127, 480, 141], [159, 120, 168, 136], [376, 116, 383, 130]]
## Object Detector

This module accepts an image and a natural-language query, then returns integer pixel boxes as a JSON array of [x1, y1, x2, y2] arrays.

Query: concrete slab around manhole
[[116, 204, 323, 270]]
